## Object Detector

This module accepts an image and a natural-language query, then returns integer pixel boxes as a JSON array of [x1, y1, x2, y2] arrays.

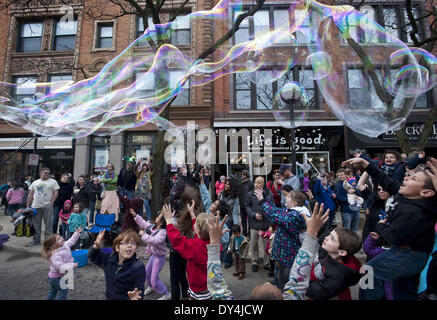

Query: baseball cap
[[279, 164, 291, 174]]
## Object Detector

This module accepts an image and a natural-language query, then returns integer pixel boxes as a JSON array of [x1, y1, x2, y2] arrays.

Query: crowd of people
[[2, 149, 437, 301]]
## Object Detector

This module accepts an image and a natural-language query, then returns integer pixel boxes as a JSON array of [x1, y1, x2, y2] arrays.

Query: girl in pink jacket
[[5, 181, 24, 216], [130, 208, 170, 300], [42, 228, 81, 300]]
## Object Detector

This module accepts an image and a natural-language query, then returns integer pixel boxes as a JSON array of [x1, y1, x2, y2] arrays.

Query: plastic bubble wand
[[307, 158, 321, 175]]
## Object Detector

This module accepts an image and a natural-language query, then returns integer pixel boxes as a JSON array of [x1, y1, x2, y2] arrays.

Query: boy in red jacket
[[163, 203, 215, 300]]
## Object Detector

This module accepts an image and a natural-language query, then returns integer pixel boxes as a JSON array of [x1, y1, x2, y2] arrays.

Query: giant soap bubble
[[0, 0, 435, 138]]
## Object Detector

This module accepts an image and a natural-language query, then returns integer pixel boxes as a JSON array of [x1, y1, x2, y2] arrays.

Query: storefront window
[[124, 132, 156, 165], [90, 136, 111, 173]]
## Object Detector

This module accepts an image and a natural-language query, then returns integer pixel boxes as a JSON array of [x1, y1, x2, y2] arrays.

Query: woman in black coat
[[52, 174, 74, 233], [72, 175, 95, 225]]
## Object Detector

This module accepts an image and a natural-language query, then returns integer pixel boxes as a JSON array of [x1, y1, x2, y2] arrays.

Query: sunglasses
[[377, 188, 384, 192]]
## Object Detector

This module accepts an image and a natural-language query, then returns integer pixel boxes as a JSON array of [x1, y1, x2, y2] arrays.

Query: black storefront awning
[[348, 122, 437, 149]]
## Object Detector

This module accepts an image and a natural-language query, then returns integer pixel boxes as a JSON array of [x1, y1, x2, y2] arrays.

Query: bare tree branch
[[197, 0, 265, 61]]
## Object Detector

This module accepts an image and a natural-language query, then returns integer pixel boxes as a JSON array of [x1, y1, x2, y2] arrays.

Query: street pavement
[[0, 210, 365, 300]]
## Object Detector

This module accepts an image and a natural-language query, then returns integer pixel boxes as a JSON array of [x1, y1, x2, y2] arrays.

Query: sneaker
[[251, 265, 258, 272], [157, 293, 171, 300], [143, 287, 154, 296], [25, 240, 40, 247]]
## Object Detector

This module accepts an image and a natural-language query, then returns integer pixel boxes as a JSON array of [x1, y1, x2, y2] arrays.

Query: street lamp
[[279, 82, 308, 175]]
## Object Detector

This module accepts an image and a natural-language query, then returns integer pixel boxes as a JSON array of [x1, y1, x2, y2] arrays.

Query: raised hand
[[341, 157, 369, 169], [187, 200, 196, 219], [206, 213, 230, 245], [254, 188, 264, 201], [162, 204, 175, 224], [128, 288, 142, 300], [425, 157, 437, 192], [94, 229, 105, 248], [300, 202, 330, 237]]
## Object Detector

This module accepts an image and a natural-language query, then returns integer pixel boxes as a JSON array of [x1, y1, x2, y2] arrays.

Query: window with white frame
[[96, 22, 113, 49]]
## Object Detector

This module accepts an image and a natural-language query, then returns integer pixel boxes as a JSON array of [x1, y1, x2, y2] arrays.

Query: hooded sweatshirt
[[58, 200, 73, 224], [365, 160, 437, 253], [307, 248, 362, 300]]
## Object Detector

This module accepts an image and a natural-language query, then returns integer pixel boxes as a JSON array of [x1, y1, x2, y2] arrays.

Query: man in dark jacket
[[333, 169, 352, 230], [245, 176, 272, 272], [342, 156, 437, 300], [239, 170, 254, 237], [117, 160, 138, 199], [52, 174, 74, 233]]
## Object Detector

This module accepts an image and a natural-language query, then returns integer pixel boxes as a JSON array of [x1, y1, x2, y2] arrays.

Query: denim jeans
[[120, 188, 135, 199], [52, 204, 62, 234], [341, 210, 360, 232], [88, 201, 96, 224], [47, 277, 68, 300], [143, 199, 152, 221], [60, 222, 68, 239], [361, 247, 429, 300], [7, 204, 21, 217]]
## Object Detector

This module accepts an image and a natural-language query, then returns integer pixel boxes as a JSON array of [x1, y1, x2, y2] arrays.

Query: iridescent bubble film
[[0, 0, 435, 138]]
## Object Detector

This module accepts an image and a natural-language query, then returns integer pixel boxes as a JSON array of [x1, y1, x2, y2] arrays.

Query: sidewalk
[[0, 208, 367, 261], [0, 213, 42, 256]]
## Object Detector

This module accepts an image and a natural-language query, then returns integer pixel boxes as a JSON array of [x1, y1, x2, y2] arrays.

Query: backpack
[[14, 216, 34, 237]]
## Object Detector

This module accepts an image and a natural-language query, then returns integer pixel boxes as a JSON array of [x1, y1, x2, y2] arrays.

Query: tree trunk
[[417, 104, 437, 151], [395, 129, 411, 153], [150, 104, 170, 217]]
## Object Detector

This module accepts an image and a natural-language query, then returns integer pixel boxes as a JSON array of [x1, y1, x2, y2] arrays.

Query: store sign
[[0, 137, 73, 150], [381, 123, 437, 142], [28, 154, 39, 166], [246, 128, 327, 152]]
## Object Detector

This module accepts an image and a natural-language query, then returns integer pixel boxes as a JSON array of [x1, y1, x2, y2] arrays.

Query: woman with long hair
[[100, 163, 120, 222]]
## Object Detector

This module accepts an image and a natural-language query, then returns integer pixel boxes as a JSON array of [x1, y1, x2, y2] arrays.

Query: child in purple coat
[[130, 208, 170, 300], [363, 232, 393, 300]]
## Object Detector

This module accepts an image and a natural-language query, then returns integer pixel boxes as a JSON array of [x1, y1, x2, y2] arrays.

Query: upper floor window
[[48, 74, 73, 93], [347, 67, 430, 110], [134, 70, 189, 106], [234, 67, 320, 110], [53, 19, 77, 51], [137, 14, 191, 46], [342, 3, 424, 44], [234, 7, 294, 45], [96, 22, 113, 49], [12, 76, 37, 102], [170, 15, 190, 46], [17, 21, 43, 52]]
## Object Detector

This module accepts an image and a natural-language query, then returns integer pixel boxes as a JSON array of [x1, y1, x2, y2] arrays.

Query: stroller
[[11, 207, 37, 237]]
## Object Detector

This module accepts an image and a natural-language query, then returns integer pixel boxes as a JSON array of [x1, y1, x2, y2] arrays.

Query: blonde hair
[[194, 213, 212, 241], [42, 234, 60, 260]]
